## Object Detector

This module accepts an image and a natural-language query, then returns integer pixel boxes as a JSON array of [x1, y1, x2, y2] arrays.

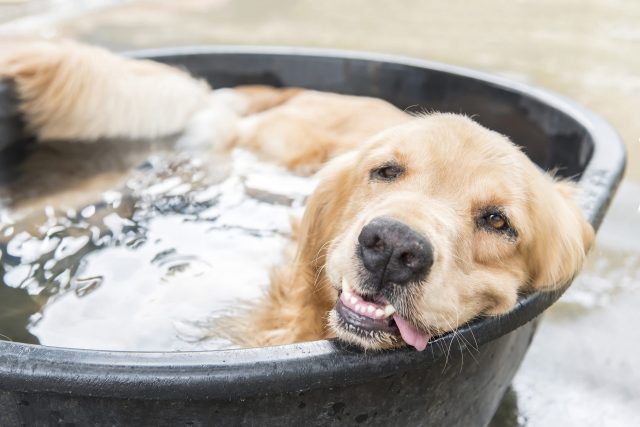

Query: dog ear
[[526, 179, 595, 291], [294, 150, 359, 272]]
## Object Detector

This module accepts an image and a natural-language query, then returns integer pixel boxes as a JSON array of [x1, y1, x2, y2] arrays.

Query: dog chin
[[327, 309, 404, 351]]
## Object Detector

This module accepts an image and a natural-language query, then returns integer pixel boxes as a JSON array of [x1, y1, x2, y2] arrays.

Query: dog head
[[298, 114, 594, 351]]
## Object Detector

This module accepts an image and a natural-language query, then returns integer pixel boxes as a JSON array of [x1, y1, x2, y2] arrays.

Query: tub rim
[[0, 46, 626, 400]]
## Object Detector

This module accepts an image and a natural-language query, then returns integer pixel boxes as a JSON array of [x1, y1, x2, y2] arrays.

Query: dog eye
[[370, 163, 404, 181], [486, 213, 507, 230], [477, 208, 517, 238]]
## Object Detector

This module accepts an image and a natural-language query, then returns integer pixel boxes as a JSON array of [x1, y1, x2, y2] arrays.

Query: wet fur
[[0, 41, 594, 349]]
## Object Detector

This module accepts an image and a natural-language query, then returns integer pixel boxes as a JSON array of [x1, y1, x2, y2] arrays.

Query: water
[[0, 147, 316, 350]]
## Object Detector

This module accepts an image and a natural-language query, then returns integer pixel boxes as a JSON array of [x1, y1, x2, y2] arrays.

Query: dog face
[[298, 114, 594, 351]]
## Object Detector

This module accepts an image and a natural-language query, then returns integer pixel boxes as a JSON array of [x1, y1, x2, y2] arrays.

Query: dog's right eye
[[370, 163, 404, 182]]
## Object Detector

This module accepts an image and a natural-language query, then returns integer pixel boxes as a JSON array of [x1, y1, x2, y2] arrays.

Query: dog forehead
[[359, 117, 532, 213], [369, 115, 520, 161], [376, 116, 523, 173]]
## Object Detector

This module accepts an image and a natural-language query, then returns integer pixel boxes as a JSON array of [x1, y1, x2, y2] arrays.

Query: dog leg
[[0, 40, 211, 141]]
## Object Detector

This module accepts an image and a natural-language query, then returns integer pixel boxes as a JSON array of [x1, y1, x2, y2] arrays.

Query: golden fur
[[0, 41, 594, 350]]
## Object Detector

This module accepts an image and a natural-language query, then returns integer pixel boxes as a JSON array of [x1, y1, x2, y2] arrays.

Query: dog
[[0, 41, 594, 351]]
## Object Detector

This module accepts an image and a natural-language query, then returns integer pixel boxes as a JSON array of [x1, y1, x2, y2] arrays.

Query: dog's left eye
[[477, 208, 517, 238], [370, 163, 404, 181]]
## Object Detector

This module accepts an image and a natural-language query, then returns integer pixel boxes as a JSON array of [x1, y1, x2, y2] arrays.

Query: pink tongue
[[393, 315, 431, 351]]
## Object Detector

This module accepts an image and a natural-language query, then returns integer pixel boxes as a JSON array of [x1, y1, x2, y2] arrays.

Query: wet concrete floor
[[1, 1, 638, 425]]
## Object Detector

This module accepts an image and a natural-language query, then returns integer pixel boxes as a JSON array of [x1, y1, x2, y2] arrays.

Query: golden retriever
[[0, 41, 594, 351]]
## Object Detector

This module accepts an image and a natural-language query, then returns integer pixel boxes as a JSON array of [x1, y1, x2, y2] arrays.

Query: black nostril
[[361, 231, 384, 251], [400, 251, 416, 267], [371, 236, 385, 252], [357, 217, 434, 287]]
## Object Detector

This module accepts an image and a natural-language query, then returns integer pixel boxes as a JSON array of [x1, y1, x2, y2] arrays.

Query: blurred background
[[0, 1, 638, 425]]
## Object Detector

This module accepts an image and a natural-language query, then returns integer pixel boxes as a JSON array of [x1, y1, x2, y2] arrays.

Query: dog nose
[[358, 217, 434, 286]]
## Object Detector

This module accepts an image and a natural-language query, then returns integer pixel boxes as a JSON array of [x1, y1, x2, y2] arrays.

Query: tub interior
[[152, 51, 594, 177], [0, 51, 595, 351]]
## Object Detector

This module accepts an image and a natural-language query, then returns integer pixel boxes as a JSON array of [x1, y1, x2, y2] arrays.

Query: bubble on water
[[102, 212, 135, 236], [167, 183, 192, 196], [192, 186, 221, 204], [29, 312, 43, 326], [54, 235, 90, 260], [93, 234, 113, 247], [151, 248, 177, 264], [6, 232, 31, 257], [3, 226, 14, 237], [150, 248, 211, 281], [165, 262, 190, 277], [74, 276, 103, 297], [125, 236, 147, 249], [103, 191, 123, 209], [51, 269, 71, 290], [143, 176, 184, 197], [88, 225, 101, 242], [45, 225, 68, 238], [5, 232, 58, 265], [191, 171, 205, 182], [81, 205, 96, 218], [3, 264, 33, 288]]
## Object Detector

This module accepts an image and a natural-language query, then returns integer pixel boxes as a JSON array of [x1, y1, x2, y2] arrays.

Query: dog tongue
[[393, 315, 431, 351]]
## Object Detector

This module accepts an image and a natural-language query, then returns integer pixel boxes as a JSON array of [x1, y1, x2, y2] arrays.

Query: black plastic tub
[[0, 47, 626, 426]]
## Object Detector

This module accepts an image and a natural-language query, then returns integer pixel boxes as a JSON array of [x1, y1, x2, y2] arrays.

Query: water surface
[[0, 146, 314, 350]]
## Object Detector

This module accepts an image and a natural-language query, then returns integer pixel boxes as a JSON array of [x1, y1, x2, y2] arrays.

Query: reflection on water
[[0, 148, 315, 350], [0, 283, 39, 344]]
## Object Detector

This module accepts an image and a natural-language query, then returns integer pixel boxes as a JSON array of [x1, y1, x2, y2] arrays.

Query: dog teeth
[[339, 277, 397, 320], [384, 304, 396, 317]]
